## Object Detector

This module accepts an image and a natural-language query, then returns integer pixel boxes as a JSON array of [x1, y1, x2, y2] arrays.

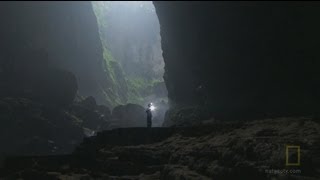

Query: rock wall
[[0, 2, 117, 158], [0, 2, 111, 106], [154, 2, 320, 121], [1, 1, 320, 125]]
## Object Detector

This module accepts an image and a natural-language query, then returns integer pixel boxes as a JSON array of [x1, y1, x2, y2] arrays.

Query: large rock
[[0, 97, 84, 157], [163, 105, 212, 127], [71, 96, 111, 131], [154, 1, 320, 123], [0, 95, 112, 164], [0, 46, 78, 108], [0, 1, 113, 106], [111, 103, 146, 128], [32, 67, 78, 107], [79, 96, 97, 111]]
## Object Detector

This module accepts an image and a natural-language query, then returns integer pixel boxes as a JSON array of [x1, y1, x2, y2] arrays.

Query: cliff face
[[1, 1, 320, 127], [0, 1, 111, 106], [154, 2, 320, 122], [0, 1, 115, 159]]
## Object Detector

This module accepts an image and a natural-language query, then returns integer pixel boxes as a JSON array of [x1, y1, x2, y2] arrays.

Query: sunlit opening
[[92, 1, 168, 126]]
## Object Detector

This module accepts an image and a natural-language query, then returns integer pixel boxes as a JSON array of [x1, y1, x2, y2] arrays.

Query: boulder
[[31, 68, 78, 108], [163, 105, 212, 127], [0, 97, 84, 158], [111, 103, 146, 128], [71, 97, 111, 132], [97, 105, 111, 119], [79, 96, 97, 111]]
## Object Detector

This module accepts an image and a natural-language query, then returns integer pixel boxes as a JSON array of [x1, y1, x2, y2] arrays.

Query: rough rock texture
[[1, 117, 319, 179], [0, 47, 78, 108], [110, 104, 146, 129], [153, 2, 320, 122], [0, 1, 111, 106], [0, 96, 112, 164], [32, 68, 78, 108], [163, 105, 213, 127], [0, 2, 116, 161], [0, 97, 85, 157], [70, 96, 111, 132]]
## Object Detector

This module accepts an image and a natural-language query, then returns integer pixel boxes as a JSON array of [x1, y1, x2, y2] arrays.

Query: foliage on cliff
[[92, 1, 167, 107]]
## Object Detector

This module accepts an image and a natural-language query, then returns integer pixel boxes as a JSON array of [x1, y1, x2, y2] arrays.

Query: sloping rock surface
[[1, 117, 319, 179]]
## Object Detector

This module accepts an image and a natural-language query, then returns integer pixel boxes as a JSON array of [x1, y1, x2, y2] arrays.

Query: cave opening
[[91, 1, 168, 127]]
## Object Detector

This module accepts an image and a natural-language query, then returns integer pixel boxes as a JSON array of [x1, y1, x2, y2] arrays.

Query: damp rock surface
[[1, 117, 319, 179]]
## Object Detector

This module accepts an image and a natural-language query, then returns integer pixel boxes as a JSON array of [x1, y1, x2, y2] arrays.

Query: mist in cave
[[92, 1, 168, 127], [0, 2, 320, 179]]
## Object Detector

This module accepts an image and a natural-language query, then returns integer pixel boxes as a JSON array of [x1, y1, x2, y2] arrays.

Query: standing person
[[146, 103, 153, 128]]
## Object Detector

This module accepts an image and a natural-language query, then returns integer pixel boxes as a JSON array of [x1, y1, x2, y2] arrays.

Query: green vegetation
[[126, 77, 158, 105], [102, 47, 116, 83], [92, 1, 167, 108]]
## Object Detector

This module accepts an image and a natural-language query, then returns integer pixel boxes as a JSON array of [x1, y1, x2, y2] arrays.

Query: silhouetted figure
[[146, 103, 153, 128], [195, 84, 208, 106]]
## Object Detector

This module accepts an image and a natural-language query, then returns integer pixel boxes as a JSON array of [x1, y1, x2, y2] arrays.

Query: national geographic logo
[[265, 145, 302, 175], [285, 145, 300, 166]]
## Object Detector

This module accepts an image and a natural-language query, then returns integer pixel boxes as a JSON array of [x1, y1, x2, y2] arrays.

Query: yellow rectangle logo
[[286, 145, 300, 166]]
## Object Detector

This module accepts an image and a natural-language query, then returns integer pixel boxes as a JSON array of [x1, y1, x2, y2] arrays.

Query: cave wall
[[0, 2, 111, 106], [154, 2, 320, 120], [1, 2, 320, 123]]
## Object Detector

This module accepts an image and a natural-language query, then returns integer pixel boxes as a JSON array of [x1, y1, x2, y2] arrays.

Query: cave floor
[[1, 117, 320, 180]]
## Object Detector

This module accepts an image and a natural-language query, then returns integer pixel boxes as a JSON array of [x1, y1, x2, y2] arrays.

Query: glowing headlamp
[[149, 103, 156, 111]]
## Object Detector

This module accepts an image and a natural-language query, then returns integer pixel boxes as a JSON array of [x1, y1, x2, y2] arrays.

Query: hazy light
[[92, 1, 168, 126], [150, 105, 156, 111]]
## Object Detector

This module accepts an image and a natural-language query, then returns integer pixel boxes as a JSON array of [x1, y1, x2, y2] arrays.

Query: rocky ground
[[0, 117, 319, 180]]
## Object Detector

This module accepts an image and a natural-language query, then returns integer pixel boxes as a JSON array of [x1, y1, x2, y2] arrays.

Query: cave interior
[[0, 1, 319, 179]]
